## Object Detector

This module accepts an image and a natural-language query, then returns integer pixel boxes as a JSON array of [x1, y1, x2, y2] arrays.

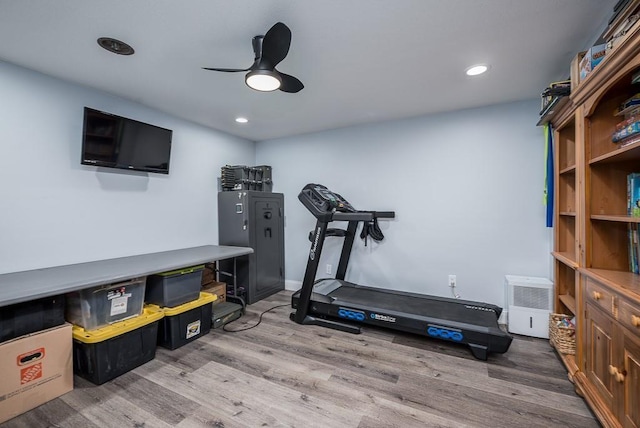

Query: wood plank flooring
[[1, 291, 599, 428]]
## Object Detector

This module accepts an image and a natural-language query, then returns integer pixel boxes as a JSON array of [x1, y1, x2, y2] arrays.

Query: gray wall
[[0, 58, 551, 309], [256, 99, 552, 307], [0, 61, 255, 274]]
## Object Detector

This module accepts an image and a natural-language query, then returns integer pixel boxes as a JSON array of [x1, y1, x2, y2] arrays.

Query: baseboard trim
[[498, 309, 507, 326], [285, 279, 302, 291]]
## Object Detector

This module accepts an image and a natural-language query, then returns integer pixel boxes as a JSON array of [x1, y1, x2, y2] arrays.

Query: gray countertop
[[0, 245, 253, 307]]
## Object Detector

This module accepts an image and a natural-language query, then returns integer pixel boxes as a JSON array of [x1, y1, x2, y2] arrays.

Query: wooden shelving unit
[[551, 102, 579, 320], [545, 21, 640, 427], [558, 294, 577, 314]]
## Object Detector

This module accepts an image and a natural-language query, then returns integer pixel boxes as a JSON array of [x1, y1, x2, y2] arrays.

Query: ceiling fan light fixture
[[245, 70, 281, 92]]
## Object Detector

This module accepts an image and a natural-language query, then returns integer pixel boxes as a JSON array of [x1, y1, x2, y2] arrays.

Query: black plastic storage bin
[[154, 292, 216, 350], [72, 306, 163, 385], [146, 265, 204, 307], [1, 295, 65, 343]]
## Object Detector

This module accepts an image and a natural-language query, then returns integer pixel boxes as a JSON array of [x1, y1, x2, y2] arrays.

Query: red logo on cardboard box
[[16, 347, 45, 366], [20, 362, 43, 384]]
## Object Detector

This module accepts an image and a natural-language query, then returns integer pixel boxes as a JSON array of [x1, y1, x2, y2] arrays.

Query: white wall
[[257, 100, 552, 307], [0, 61, 255, 274]]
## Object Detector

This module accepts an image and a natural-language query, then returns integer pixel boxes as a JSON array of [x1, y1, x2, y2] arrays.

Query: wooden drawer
[[585, 278, 615, 317], [619, 297, 640, 334]]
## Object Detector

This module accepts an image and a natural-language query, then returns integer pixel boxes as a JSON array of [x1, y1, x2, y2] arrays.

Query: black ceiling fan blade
[[261, 22, 291, 67], [278, 72, 304, 93], [202, 67, 251, 72]]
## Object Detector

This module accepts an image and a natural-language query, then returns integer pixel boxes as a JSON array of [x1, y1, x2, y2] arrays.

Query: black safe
[[218, 191, 285, 304]]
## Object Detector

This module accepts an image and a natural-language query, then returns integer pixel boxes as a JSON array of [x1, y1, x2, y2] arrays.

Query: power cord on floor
[[222, 303, 290, 332]]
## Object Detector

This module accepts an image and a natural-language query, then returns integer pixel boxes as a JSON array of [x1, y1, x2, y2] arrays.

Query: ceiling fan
[[203, 22, 304, 93]]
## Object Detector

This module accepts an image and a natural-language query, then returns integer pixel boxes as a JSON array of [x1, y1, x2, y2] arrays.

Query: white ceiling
[[0, 0, 616, 141]]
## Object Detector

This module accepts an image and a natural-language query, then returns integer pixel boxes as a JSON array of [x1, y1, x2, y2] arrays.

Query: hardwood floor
[[2, 291, 599, 428]]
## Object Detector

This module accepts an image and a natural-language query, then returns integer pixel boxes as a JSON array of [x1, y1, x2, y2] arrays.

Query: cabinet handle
[[609, 365, 627, 383], [592, 291, 602, 300], [632, 315, 640, 327]]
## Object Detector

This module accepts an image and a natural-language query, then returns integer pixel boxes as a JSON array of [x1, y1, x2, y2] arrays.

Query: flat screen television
[[81, 107, 173, 174]]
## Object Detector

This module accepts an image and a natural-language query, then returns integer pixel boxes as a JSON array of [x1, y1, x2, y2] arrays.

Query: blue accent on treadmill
[[338, 308, 365, 321], [427, 326, 463, 342]]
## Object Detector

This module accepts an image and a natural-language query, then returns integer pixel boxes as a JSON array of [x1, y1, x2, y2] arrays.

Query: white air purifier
[[505, 275, 554, 338]]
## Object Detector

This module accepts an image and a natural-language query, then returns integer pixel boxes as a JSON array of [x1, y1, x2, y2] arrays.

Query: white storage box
[[505, 275, 554, 338]]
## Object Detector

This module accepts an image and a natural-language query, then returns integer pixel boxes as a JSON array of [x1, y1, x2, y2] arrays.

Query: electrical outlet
[[326, 264, 332, 275], [448, 275, 456, 288]]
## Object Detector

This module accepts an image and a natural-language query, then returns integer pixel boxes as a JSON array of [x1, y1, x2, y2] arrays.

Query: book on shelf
[[627, 173, 640, 273], [629, 172, 640, 216], [627, 223, 639, 273], [619, 134, 640, 148], [629, 223, 639, 274]]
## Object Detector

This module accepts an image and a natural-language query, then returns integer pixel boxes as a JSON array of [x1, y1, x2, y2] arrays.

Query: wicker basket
[[549, 313, 576, 355]]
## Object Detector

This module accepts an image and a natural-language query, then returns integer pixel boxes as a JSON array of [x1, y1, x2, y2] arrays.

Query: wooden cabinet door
[[620, 328, 640, 428], [585, 303, 616, 412]]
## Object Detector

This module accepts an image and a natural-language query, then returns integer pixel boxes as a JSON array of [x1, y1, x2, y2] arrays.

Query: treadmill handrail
[[332, 212, 373, 222], [372, 211, 395, 219], [332, 211, 396, 222]]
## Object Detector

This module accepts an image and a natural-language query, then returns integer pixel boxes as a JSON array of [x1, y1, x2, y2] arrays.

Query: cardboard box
[[570, 51, 586, 91], [579, 43, 606, 81], [202, 281, 226, 303], [201, 263, 216, 285], [0, 324, 73, 424]]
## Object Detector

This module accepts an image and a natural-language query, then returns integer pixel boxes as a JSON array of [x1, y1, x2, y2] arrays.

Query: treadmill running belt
[[328, 284, 498, 326]]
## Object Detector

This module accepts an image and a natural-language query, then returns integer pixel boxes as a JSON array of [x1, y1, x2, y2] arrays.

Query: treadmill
[[290, 183, 512, 360]]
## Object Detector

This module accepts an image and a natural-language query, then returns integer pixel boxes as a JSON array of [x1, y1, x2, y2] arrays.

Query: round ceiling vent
[[97, 37, 134, 55]]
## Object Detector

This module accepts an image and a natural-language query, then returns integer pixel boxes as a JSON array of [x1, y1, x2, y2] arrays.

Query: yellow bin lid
[[72, 306, 164, 343], [156, 265, 204, 277], [149, 292, 217, 316]]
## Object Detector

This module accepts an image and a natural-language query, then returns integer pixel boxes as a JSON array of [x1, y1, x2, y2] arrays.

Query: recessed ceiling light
[[466, 64, 489, 76], [235, 117, 249, 123], [97, 37, 135, 55]]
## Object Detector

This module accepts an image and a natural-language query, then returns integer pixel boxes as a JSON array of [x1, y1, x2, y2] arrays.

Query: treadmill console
[[299, 183, 356, 218]]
